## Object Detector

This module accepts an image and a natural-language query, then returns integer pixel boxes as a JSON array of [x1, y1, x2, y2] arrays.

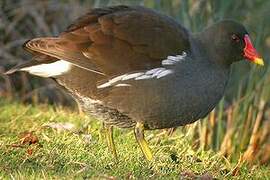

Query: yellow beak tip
[[254, 58, 264, 66]]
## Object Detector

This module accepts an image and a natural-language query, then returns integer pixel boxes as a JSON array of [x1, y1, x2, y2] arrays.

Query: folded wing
[[21, 5, 190, 78]]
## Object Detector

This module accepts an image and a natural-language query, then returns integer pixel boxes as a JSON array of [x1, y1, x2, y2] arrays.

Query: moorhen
[[6, 5, 264, 161]]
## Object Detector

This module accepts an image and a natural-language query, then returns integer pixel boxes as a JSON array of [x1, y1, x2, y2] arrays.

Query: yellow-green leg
[[134, 122, 153, 161], [104, 124, 118, 160]]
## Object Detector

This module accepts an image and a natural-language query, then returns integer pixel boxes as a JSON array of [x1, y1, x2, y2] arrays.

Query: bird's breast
[[128, 64, 230, 129]]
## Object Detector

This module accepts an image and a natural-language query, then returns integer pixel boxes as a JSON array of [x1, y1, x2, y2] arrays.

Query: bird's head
[[200, 20, 264, 67]]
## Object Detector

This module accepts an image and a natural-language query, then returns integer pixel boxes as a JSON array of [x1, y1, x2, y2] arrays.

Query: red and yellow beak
[[243, 34, 264, 66]]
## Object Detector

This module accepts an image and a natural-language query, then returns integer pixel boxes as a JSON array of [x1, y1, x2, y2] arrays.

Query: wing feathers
[[11, 6, 190, 79], [24, 38, 105, 75]]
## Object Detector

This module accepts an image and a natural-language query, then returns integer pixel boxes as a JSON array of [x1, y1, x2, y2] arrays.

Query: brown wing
[[24, 5, 190, 77]]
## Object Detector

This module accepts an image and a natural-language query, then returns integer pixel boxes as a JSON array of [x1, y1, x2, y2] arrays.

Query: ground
[[0, 99, 269, 179]]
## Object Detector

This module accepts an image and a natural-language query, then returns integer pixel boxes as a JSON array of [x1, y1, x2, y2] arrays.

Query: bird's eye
[[231, 34, 240, 42]]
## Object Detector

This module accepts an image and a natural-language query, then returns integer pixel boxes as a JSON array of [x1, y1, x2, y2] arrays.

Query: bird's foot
[[103, 123, 118, 160], [134, 122, 153, 161]]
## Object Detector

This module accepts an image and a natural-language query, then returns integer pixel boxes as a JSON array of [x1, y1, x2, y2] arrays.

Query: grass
[[0, 99, 269, 179]]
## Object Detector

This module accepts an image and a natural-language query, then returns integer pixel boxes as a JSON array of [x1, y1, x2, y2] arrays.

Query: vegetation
[[0, 99, 269, 179], [0, 0, 270, 179]]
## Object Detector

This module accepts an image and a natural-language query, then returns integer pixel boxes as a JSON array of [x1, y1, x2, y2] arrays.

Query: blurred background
[[0, 0, 270, 165]]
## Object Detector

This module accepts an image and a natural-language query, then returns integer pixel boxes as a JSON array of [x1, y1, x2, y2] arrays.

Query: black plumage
[[6, 5, 263, 160]]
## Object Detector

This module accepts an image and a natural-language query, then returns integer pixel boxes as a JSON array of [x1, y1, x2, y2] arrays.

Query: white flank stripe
[[161, 59, 175, 65], [152, 68, 166, 77], [21, 60, 72, 77], [108, 74, 127, 84], [97, 82, 112, 89], [167, 56, 179, 61], [97, 74, 127, 88], [135, 74, 153, 80], [145, 68, 164, 75], [162, 51, 187, 65], [157, 69, 174, 79], [122, 72, 144, 80], [114, 83, 131, 87], [98, 52, 187, 89]]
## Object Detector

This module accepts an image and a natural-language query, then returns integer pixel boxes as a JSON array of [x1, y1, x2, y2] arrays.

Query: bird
[[5, 5, 264, 161]]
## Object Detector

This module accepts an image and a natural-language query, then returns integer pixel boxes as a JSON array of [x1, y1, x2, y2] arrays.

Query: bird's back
[[5, 5, 230, 129]]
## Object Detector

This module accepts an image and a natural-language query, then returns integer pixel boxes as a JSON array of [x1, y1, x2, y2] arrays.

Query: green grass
[[0, 99, 269, 179]]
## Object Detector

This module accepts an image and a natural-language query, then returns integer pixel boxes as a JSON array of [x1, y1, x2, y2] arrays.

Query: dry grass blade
[[243, 100, 266, 163], [220, 107, 233, 157]]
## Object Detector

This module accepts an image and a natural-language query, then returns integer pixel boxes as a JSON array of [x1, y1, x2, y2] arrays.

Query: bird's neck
[[192, 33, 231, 69]]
